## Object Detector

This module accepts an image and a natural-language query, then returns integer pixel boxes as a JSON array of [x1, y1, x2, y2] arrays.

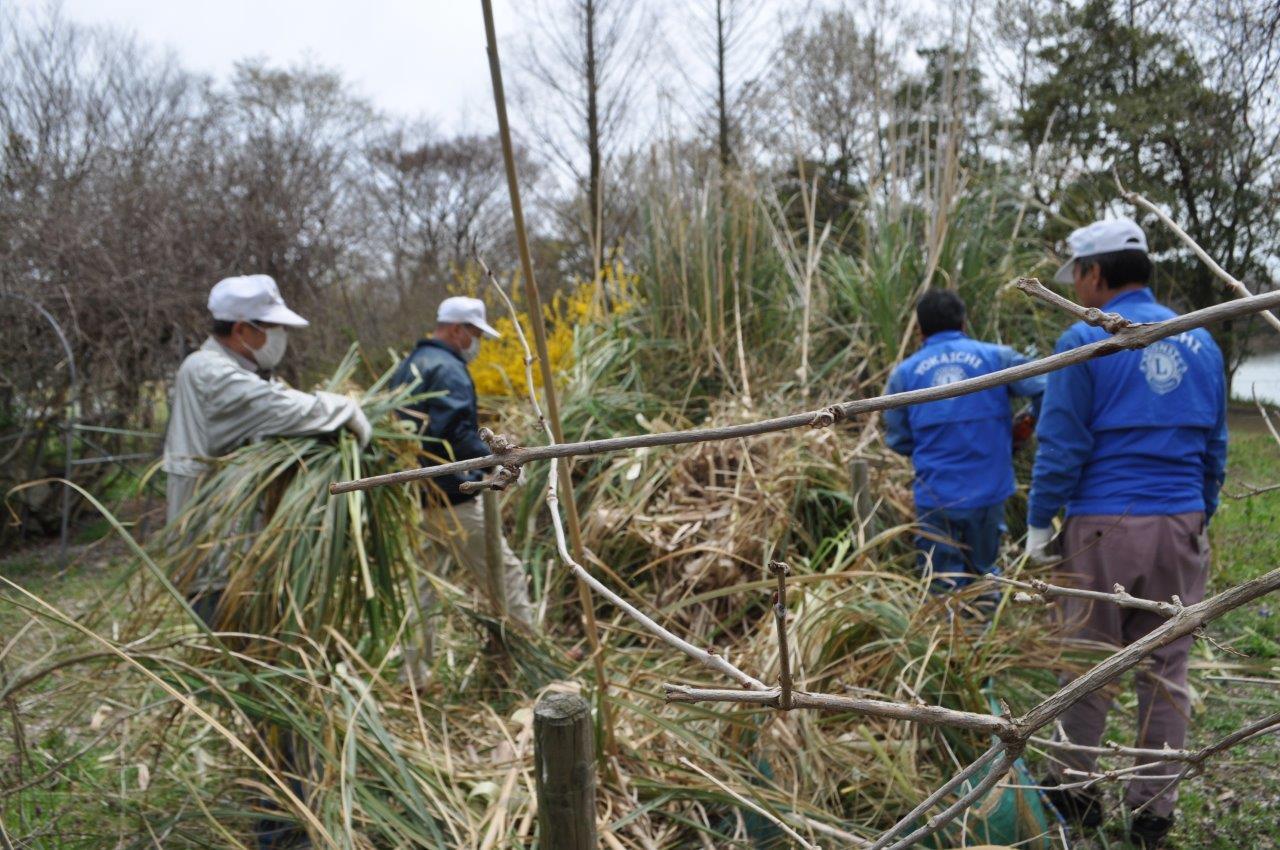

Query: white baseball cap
[[437, 296, 500, 338], [1053, 218, 1149, 284], [208, 275, 309, 327]]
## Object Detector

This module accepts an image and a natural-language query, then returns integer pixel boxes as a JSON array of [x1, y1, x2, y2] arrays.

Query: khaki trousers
[[407, 497, 534, 666], [1050, 512, 1209, 818]]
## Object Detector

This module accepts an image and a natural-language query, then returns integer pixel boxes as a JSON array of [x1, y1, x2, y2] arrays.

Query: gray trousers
[[1050, 512, 1209, 817], [405, 497, 535, 671]]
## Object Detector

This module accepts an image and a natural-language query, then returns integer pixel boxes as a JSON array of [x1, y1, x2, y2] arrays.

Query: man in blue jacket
[[391, 297, 535, 679], [1027, 218, 1227, 847], [885, 289, 1045, 600]]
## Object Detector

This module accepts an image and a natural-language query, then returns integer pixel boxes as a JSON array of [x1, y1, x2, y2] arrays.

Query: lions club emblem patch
[[1140, 342, 1188, 395], [930, 365, 969, 387]]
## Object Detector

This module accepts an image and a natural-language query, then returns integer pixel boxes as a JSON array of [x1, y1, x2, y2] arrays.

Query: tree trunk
[[716, 0, 731, 171], [585, 0, 603, 263]]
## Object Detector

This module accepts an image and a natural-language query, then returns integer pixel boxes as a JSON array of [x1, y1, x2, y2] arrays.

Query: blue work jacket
[[885, 330, 1046, 510], [390, 339, 491, 503], [1028, 288, 1228, 527]]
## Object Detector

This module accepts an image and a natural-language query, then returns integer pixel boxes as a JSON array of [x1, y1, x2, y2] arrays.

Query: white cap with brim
[[1053, 217, 1149, 284], [437, 296, 501, 339], [208, 274, 309, 327]]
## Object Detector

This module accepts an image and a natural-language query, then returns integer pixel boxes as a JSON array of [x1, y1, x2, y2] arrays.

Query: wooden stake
[[480, 0, 614, 754], [534, 692, 598, 850]]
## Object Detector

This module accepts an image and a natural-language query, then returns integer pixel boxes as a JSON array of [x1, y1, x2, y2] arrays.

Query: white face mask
[[461, 335, 481, 363], [250, 325, 288, 370]]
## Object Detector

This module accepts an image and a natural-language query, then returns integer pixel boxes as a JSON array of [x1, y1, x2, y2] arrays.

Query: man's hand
[[346, 407, 373, 448], [1026, 525, 1056, 565]]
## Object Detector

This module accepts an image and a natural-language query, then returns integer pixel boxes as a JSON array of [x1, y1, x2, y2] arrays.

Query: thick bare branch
[[331, 283, 1280, 495]]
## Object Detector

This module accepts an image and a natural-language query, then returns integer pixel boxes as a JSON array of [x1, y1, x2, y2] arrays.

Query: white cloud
[[12, 0, 521, 131]]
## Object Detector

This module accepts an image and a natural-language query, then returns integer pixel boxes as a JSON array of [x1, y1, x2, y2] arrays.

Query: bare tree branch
[[331, 279, 1280, 495], [767, 560, 794, 709], [1116, 173, 1280, 334], [989, 574, 1185, 617]]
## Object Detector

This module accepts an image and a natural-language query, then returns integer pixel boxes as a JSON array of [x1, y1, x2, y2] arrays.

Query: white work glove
[[1026, 525, 1055, 565], [345, 406, 373, 448]]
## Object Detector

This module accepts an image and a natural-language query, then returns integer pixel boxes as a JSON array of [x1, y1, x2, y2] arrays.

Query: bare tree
[[770, 4, 902, 189], [687, 0, 769, 172], [361, 123, 535, 346], [514, 0, 652, 268]]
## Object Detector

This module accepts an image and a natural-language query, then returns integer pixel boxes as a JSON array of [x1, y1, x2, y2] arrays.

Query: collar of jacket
[[202, 336, 260, 373], [416, 337, 467, 364], [921, 329, 968, 347], [1101, 286, 1155, 310]]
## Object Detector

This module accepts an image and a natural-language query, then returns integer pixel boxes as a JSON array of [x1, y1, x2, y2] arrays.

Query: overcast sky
[[14, 0, 522, 132]]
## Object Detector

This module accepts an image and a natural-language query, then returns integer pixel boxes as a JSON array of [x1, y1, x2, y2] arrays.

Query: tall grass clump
[[156, 346, 428, 661]]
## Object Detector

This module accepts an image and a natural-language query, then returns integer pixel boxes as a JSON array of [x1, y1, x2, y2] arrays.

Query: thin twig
[[1116, 173, 1280, 334], [1014, 277, 1133, 333], [768, 560, 793, 710], [1131, 709, 1280, 817], [867, 743, 1003, 850], [1029, 736, 1197, 763], [331, 283, 1280, 495], [881, 748, 1019, 850], [1255, 392, 1280, 449], [662, 685, 1014, 736], [989, 574, 1184, 617], [677, 757, 822, 850], [1226, 481, 1280, 500]]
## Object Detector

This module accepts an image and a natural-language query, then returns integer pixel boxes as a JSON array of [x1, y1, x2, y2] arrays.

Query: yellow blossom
[[461, 260, 636, 397]]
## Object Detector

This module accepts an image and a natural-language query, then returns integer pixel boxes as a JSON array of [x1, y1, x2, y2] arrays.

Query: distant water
[[1232, 351, 1280, 406]]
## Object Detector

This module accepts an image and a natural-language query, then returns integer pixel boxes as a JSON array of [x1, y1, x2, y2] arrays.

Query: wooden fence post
[[534, 692, 597, 850], [481, 489, 506, 618], [850, 459, 874, 530]]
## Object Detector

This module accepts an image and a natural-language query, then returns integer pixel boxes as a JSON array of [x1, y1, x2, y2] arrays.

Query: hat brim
[[471, 318, 501, 339], [255, 304, 310, 328], [1052, 257, 1076, 285]]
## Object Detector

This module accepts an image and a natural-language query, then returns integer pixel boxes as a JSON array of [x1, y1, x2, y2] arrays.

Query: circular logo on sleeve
[[1140, 342, 1188, 394], [930, 365, 969, 387]]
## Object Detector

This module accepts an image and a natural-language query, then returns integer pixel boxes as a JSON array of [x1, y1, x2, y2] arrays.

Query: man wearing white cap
[[163, 274, 372, 621], [390, 296, 535, 677], [1026, 219, 1227, 846]]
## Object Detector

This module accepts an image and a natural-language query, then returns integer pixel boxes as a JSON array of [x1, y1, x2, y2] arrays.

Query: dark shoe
[[1129, 812, 1174, 848], [1040, 774, 1103, 828]]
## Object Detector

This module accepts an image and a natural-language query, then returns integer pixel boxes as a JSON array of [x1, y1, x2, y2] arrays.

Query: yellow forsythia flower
[[465, 261, 636, 397]]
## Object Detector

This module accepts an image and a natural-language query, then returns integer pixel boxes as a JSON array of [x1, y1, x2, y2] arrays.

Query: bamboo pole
[[480, 0, 613, 753], [481, 489, 506, 618]]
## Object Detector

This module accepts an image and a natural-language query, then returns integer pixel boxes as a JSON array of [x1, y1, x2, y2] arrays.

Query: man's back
[[390, 339, 489, 502], [1029, 288, 1227, 525], [886, 331, 1043, 510]]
